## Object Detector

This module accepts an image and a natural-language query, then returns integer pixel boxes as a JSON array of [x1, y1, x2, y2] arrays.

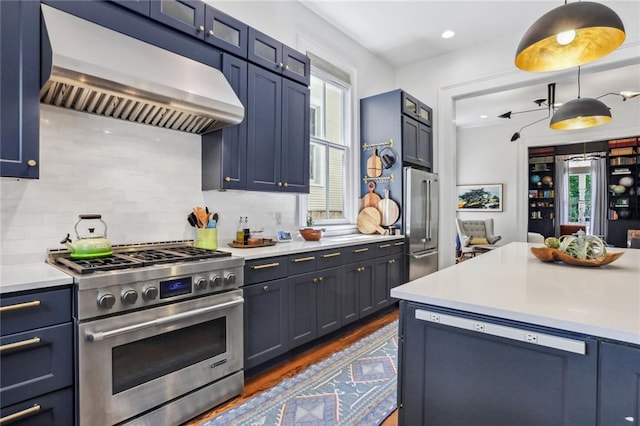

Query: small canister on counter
[[195, 228, 218, 250]]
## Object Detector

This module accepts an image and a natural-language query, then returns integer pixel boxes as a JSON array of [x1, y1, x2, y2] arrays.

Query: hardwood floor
[[184, 308, 400, 426]]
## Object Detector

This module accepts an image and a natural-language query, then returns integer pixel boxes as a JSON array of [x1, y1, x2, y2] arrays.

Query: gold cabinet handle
[[27, 160, 37, 167], [321, 252, 341, 258], [197, 25, 205, 32], [208, 29, 214, 36], [379, 244, 391, 248], [388, 259, 396, 264], [313, 278, 318, 283], [353, 248, 369, 253], [263, 285, 269, 292], [283, 182, 288, 187], [292, 256, 315, 263], [318, 276, 323, 281], [0, 404, 41, 423], [251, 262, 280, 270], [393, 242, 405, 246], [0, 337, 41, 353], [0, 300, 40, 313], [277, 182, 283, 187], [225, 176, 231, 182], [356, 267, 365, 272]]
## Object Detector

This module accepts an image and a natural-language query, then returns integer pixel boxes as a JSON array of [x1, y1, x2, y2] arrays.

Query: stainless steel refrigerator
[[403, 167, 438, 281]]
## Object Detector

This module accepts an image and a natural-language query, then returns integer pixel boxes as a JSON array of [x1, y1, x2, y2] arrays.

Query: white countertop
[[391, 241, 640, 345], [1, 262, 73, 295], [220, 234, 404, 260]]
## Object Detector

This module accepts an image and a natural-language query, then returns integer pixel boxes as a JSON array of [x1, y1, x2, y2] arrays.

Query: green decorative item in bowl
[[531, 234, 624, 267]]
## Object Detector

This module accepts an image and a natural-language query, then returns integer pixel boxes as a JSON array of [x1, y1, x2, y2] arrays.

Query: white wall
[[0, 2, 395, 266]]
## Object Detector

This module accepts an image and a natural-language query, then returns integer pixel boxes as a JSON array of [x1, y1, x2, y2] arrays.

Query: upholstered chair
[[456, 219, 502, 260], [527, 232, 545, 243]]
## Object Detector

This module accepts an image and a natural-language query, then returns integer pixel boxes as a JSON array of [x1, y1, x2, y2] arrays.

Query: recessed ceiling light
[[480, 115, 488, 119], [441, 30, 455, 39]]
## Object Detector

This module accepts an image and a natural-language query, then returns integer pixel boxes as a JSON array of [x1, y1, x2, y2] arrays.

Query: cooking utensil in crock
[[61, 214, 112, 259]]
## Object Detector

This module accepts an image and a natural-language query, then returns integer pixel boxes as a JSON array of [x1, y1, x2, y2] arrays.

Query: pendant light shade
[[515, 2, 625, 72], [549, 97, 611, 130]]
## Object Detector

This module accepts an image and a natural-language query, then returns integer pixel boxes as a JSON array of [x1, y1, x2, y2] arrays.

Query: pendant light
[[550, 67, 612, 130], [515, 1, 625, 72]]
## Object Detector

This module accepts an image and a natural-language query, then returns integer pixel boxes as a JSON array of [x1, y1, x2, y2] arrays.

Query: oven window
[[112, 317, 226, 394]]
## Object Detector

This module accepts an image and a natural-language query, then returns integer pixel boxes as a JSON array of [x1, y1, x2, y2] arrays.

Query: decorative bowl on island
[[530, 247, 624, 267]]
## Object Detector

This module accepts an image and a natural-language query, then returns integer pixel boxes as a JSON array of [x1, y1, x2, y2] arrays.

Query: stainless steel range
[[47, 241, 244, 426]]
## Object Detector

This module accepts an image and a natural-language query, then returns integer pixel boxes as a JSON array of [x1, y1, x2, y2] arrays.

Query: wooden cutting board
[[357, 207, 385, 235], [361, 182, 382, 209], [377, 188, 400, 226], [366, 148, 383, 178]]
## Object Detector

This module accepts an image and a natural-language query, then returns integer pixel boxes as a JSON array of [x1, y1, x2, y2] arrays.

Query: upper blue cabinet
[[110, 0, 151, 16], [147, 0, 247, 57], [402, 92, 432, 126], [0, 0, 40, 178], [248, 28, 310, 86]]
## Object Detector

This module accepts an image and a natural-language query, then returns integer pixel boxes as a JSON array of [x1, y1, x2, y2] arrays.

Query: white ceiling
[[299, 1, 640, 127]]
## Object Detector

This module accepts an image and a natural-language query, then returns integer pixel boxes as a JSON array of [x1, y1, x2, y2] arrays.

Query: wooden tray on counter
[[530, 246, 624, 267], [227, 239, 277, 249]]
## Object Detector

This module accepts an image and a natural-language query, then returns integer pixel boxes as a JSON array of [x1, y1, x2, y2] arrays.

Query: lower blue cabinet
[[399, 301, 598, 426], [0, 387, 73, 426], [599, 341, 640, 425]]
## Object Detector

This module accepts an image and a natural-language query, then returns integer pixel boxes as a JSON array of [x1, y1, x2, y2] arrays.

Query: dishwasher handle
[[85, 297, 243, 342]]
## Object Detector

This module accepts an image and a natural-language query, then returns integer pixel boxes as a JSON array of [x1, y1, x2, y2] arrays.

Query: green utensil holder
[[195, 228, 218, 250]]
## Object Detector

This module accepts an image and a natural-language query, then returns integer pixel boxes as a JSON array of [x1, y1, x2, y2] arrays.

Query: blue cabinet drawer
[[245, 256, 288, 285], [0, 387, 73, 426], [1, 323, 73, 407], [343, 243, 378, 264], [0, 288, 72, 336], [288, 253, 317, 276], [375, 239, 405, 256], [316, 248, 344, 269]]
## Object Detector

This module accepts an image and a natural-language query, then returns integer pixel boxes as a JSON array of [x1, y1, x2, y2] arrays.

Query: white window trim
[[296, 36, 359, 231]]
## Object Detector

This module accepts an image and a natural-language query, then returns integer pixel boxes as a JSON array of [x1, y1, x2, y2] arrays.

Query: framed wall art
[[457, 184, 503, 212]]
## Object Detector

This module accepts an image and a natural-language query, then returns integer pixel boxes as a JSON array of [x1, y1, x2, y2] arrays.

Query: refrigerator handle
[[410, 251, 436, 259], [426, 179, 431, 241]]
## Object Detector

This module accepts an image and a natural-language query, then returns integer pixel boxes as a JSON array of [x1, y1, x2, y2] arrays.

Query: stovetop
[[48, 241, 231, 275]]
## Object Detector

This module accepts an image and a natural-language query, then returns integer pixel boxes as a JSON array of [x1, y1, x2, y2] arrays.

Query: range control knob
[[97, 293, 116, 309], [195, 277, 208, 290], [224, 273, 237, 286], [209, 274, 222, 287], [121, 289, 138, 305], [142, 286, 158, 301]]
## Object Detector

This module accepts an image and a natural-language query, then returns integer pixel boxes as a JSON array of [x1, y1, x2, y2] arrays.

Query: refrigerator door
[[407, 249, 438, 282], [404, 167, 438, 253]]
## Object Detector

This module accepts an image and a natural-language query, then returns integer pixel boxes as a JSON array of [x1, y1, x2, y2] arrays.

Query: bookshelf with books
[[528, 146, 556, 238], [607, 137, 640, 247]]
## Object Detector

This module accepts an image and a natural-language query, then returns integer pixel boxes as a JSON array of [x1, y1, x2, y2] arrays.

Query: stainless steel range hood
[[40, 5, 244, 134]]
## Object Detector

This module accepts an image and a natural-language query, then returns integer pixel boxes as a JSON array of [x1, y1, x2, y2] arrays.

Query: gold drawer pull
[[0, 337, 41, 353], [0, 300, 41, 313], [388, 259, 396, 264], [321, 252, 341, 258], [0, 404, 41, 423], [379, 244, 391, 248], [393, 242, 405, 246], [356, 267, 365, 272], [251, 262, 280, 270], [353, 248, 369, 253], [292, 256, 315, 263]]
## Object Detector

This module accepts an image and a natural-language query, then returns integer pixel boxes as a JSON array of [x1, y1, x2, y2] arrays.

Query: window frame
[[297, 47, 358, 229]]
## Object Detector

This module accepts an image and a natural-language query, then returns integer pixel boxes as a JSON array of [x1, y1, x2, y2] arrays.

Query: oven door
[[77, 290, 243, 426]]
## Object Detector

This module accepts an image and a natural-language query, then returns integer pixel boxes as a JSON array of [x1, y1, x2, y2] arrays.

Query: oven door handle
[[84, 297, 243, 342]]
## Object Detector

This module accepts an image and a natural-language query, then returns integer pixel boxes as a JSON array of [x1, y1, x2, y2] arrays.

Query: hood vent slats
[[40, 77, 222, 135]]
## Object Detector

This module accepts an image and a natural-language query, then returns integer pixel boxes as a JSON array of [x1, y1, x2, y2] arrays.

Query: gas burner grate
[[56, 254, 144, 275]]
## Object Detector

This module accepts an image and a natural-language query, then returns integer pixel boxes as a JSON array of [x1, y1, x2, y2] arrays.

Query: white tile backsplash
[[1, 106, 299, 265]]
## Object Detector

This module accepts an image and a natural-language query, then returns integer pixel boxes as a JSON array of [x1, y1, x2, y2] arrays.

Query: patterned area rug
[[202, 320, 398, 426]]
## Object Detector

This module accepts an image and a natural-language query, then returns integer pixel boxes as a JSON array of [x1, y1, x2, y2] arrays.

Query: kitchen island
[[391, 242, 639, 426]]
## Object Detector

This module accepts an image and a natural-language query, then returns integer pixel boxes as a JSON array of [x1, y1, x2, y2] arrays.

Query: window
[[567, 160, 592, 225], [306, 60, 351, 224]]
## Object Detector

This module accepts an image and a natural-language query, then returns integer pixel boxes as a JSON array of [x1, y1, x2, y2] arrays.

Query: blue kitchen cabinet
[[402, 91, 432, 126], [243, 278, 289, 370], [110, 0, 150, 16], [248, 27, 310, 86], [203, 5, 247, 58], [599, 341, 640, 425], [246, 64, 309, 193], [402, 115, 432, 170], [149, 0, 205, 38], [374, 252, 403, 309], [0, 287, 74, 425], [340, 259, 375, 327], [0, 0, 40, 178], [398, 301, 598, 426], [202, 53, 248, 190]]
